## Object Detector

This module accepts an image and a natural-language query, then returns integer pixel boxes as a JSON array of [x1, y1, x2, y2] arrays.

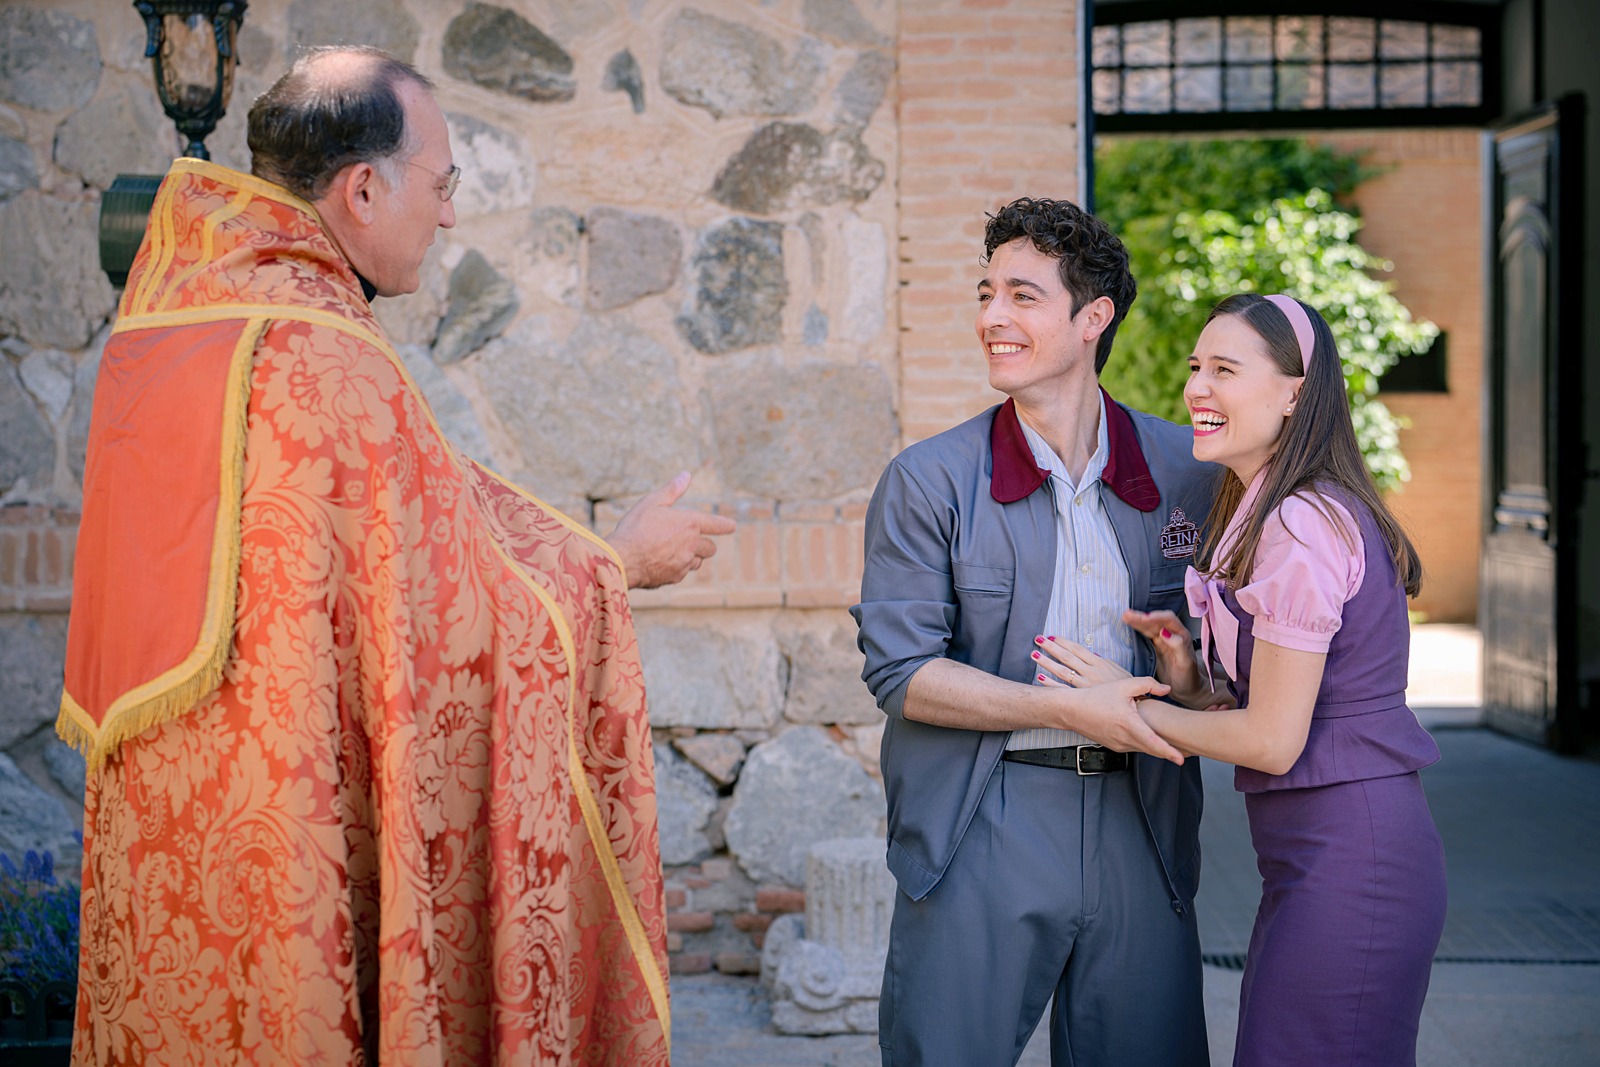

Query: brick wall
[[606, 500, 868, 612], [897, 0, 1082, 446], [664, 860, 805, 977]]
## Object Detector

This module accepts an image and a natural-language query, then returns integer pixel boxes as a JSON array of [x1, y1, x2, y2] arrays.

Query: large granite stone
[[776, 613, 881, 726], [803, 0, 891, 47], [802, 304, 828, 346], [676, 217, 786, 355], [0, 754, 78, 868], [287, 0, 419, 62], [445, 113, 537, 218], [65, 328, 105, 490], [0, 195, 117, 349], [478, 315, 701, 501], [443, 3, 575, 104], [603, 50, 645, 114], [0, 614, 68, 750], [712, 122, 885, 216], [841, 216, 888, 343], [660, 10, 822, 120], [17, 345, 72, 426], [393, 344, 496, 470], [509, 206, 581, 307], [0, 135, 38, 200], [542, 0, 623, 41], [52, 78, 176, 191], [711, 362, 894, 500], [653, 741, 719, 866], [673, 733, 747, 787], [42, 741, 85, 806], [636, 616, 784, 731], [0, 8, 100, 114], [585, 207, 680, 311], [434, 250, 519, 364], [842, 721, 884, 779], [724, 727, 884, 887], [835, 51, 895, 129], [0, 356, 55, 497]]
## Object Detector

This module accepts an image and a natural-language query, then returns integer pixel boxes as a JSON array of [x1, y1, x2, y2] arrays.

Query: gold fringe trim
[[58, 318, 265, 774]]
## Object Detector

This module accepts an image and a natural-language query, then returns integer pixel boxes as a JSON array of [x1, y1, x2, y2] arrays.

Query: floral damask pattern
[[66, 160, 668, 1065]]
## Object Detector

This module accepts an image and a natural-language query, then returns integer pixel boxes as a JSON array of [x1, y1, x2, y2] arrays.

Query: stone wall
[[0, 0, 1097, 977]]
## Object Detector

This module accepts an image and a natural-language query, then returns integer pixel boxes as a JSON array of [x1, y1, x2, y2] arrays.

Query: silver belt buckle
[[1075, 746, 1107, 776]]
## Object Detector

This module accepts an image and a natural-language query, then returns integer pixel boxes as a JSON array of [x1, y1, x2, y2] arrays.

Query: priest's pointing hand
[[609, 470, 737, 588]]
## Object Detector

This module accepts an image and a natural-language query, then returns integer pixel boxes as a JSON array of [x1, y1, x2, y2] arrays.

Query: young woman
[[1036, 293, 1447, 1065]]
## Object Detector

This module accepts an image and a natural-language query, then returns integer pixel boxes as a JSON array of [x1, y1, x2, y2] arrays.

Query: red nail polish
[[1047, 635, 1056, 642], [1160, 628, 1172, 639], [1037, 674, 1047, 682], [1034, 635, 1044, 644], [1031, 650, 1040, 660]]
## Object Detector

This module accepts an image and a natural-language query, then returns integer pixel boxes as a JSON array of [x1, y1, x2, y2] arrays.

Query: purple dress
[[1187, 482, 1447, 1067]]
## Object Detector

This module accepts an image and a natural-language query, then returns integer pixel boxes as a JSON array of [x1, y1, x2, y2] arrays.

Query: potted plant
[[0, 848, 76, 1066]]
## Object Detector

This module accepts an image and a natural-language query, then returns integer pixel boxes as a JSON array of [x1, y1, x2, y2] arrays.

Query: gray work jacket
[[850, 393, 1218, 907]]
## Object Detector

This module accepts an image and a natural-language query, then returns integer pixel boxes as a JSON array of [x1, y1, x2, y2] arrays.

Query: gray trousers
[[879, 758, 1208, 1067]]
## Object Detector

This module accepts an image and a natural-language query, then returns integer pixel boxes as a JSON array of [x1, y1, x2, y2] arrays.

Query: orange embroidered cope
[[59, 159, 670, 1065]]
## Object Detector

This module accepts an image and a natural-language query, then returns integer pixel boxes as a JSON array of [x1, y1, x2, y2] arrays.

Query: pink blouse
[[1185, 474, 1366, 687]]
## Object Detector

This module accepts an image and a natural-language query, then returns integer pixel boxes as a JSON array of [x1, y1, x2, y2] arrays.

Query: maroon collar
[[989, 390, 1161, 512]]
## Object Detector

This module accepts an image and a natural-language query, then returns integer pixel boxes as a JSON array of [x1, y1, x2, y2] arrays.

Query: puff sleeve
[[1235, 493, 1366, 654]]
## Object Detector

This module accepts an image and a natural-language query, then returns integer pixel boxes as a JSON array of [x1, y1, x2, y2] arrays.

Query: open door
[[1480, 98, 1583, 750]]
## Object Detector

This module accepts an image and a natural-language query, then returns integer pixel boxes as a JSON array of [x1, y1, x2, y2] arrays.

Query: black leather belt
[[1001, 745, 1130, 775]]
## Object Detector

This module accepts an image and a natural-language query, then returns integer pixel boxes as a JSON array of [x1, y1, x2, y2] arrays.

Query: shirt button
[[1080, 563, 1091, 575], [1084, 635, 1094, 646], [1074, 496, 1083, 507]]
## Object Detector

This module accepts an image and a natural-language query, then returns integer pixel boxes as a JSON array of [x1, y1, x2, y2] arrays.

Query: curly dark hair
[[982, 197, 1137, 373], [247, 46, 434, 202]]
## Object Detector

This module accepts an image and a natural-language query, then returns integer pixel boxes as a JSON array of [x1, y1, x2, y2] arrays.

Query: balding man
[[60, 47, 706, 1064]]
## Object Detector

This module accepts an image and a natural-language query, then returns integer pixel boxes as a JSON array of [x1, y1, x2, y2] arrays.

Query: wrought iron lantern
[[134, 0, 248, 160], [101, 1, 248, 287]]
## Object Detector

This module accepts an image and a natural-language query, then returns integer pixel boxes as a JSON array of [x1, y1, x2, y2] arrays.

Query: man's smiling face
[[975, 238, 1094, 402]]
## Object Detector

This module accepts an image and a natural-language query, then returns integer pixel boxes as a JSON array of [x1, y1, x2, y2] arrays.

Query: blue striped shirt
[[1008, 395, 1137, 751]]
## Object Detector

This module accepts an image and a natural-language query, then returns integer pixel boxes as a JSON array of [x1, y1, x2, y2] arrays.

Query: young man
[[852, 197, 1215, 1066]]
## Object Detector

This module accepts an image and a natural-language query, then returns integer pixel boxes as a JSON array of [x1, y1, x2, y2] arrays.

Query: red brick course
[[0, 506, 78, 612], [754, 888, 806, 914]]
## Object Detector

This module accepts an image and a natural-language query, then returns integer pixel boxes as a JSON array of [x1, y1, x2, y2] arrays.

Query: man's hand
[[607, 471, 737, 589], [1049, 676, 1187, 765]]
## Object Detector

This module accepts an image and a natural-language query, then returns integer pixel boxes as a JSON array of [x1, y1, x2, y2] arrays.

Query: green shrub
[[1096, 139, 1435, 492]]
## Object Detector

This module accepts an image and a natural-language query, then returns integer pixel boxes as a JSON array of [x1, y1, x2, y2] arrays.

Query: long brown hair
[[1196, 293, 1423, 597]]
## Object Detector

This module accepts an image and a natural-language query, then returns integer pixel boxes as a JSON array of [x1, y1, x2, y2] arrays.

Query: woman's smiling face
[[1184, 313, 1304, 483]]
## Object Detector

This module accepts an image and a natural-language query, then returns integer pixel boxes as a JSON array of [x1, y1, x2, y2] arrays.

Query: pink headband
[[1263, 294, 1315, 375]]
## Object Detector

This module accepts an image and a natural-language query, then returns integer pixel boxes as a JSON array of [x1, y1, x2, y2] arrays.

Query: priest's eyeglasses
[[404, 160, 462, 202]]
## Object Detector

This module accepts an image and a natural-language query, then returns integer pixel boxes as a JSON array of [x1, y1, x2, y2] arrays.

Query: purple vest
[[1223, 491, 1441, 793]]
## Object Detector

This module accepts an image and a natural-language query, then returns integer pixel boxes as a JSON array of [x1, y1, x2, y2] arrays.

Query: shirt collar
[[1015, 394, 1110, 495], [990, 389, 1161, 511]]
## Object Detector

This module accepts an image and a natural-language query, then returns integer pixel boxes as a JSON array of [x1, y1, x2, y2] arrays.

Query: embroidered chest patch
[[1160, 507, 1200, 559]]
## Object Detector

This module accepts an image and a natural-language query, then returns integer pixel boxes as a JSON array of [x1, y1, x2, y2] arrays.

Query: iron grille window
[[1091, 5, 1498, 131]]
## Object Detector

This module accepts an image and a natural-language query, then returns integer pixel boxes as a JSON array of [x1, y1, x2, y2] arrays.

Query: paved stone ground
[[671, 627, 1600, 1066]]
